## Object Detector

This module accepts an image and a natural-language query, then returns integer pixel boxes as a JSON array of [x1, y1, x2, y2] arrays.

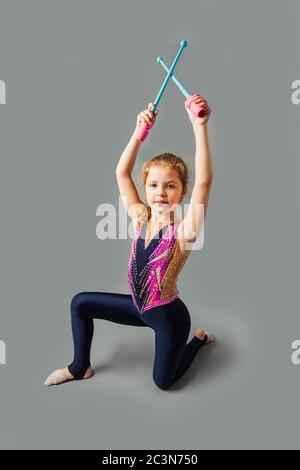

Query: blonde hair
[[139, 152, 191, 220]]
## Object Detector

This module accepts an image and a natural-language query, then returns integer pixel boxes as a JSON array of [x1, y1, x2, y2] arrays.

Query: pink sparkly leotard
[[127, 218, 191, 314]]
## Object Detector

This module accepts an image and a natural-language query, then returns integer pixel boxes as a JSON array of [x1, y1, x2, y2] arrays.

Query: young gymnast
[[44, 93, 215, 390]]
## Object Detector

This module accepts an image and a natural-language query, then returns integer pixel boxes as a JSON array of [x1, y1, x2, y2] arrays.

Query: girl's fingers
[[145, 108, 158, 121], [145, 110, 152, 118], [148, 103, 159, 114], [141, 111, 152, 125], [192, 94, 207, 104], [198, 100, 209, 109], [195, 97, 206, 104], [146, 111, 154, 123], [146, 110, 155, 120]]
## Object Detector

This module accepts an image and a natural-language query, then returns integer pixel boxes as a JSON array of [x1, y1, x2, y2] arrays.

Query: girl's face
[[144, 165, 185, 218]]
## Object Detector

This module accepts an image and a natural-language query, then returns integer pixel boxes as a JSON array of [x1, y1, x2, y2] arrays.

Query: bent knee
[[70, 292, 88, 313], [153, 375, 172, 391]]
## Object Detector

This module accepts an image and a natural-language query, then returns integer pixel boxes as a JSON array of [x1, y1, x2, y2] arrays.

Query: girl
[[44, 93, 215, 390]]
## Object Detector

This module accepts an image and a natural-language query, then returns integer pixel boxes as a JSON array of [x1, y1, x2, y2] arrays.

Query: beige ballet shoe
[[44, 366, 94, 386]]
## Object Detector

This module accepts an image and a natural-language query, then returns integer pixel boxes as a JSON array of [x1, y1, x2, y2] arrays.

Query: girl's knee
[[153, 373, 172, 391], [70, 292, 86, 314]]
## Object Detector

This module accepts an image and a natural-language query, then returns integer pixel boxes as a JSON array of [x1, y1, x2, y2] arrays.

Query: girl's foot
[[195, 328, 215, 344], [43, 365, 94, 386]]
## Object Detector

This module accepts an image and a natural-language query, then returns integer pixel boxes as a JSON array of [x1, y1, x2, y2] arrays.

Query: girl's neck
[[148, 213, 177, 226]]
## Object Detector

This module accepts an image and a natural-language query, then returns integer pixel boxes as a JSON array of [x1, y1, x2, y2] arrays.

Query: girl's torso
[[127, 217, 191, 315]]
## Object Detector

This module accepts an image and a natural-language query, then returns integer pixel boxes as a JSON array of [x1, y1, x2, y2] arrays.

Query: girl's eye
[[149, 184, 175, 188]]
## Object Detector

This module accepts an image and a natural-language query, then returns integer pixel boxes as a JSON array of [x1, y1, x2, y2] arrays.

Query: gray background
[[0, 0, 299, 450]]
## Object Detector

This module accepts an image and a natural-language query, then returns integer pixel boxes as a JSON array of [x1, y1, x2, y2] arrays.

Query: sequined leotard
[[127, 218, 190, 314]]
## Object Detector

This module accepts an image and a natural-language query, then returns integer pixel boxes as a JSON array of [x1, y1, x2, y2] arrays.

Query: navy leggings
[[67, 292, 207, 390]]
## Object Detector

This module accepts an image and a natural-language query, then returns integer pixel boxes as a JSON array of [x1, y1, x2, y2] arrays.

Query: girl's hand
[[185, 93, 211, 127], [136, 102, 159, 128]]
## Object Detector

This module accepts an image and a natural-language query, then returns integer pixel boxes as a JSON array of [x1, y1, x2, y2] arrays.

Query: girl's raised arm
[[180, 94, 213, 250], [115, 103, 159, 220]]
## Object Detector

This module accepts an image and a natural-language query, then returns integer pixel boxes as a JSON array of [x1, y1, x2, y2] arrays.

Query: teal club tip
[[156, 56, 163, 64], [180, 39, 188, 47]]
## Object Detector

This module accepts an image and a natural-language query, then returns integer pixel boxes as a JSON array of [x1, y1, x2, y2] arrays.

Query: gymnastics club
[[157, 56, 208, 118], [135, 39, 187, 142]]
